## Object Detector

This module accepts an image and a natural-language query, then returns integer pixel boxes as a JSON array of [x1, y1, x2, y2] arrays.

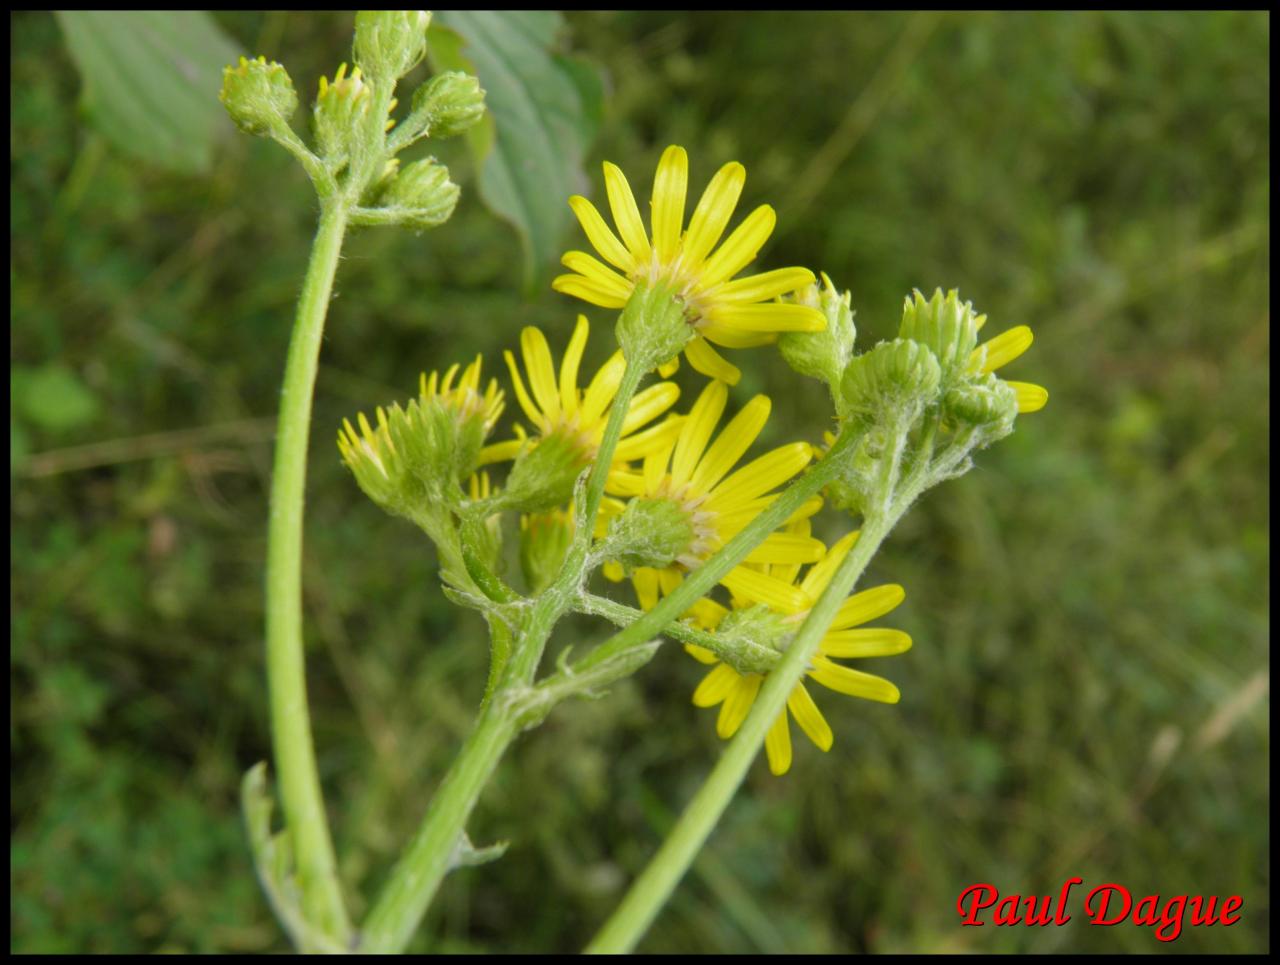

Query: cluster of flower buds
[[220, 10, 485, 232]]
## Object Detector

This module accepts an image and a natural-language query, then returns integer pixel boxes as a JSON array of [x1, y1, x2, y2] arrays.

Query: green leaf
[[55, 11, 242, 174], [13, 364, 101, 434], [430, 12, 604, 293]]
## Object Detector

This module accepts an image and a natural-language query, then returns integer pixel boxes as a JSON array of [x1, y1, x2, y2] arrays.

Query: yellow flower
[[970, 318, 1048, 413], [553, 145, 826, 385], [602, 379, 826, 617], [481, 314, 685, 467], [421, 354, 504, 430], [687, 524, 911, 776]]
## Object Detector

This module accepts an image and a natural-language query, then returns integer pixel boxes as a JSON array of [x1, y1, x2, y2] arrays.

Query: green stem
[[263, 200, 352, 946], [358, 703, 519, 953], [588, 506, 895, 953], [359, 359, 647, 952]]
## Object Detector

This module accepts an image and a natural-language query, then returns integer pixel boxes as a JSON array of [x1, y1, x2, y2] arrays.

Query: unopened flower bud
[[779, 271, 856, 391], [376, 157, 460, 229], [220, 56, 297, 136], [943, 374, 1018, 437], [840, 338, 942, 420], [314, 63, 372, 167], [519, 508, 574, 593], [898, 288, 980, 382], [603, 497, 696, 573], [501, 432, 589, 513], [353, 10, 431, 81], [413, 71, 486, 139]]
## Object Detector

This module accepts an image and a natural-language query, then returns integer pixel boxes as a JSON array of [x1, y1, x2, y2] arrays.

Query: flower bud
[[602, 497, 696, 573], [338, 406, 414, 514], [413, 71, 486, 139], [519, 508, 574, 593], [353, 10, 431, 81], [840, 338, 942, 419], [500, 432, 589, 513], [375, 157, 460, 230], [220, 56, 297, 136], [314, 63, 372, 167], [778, 271, 856, 390], [943, 374, 1018, 437], [714, 604, 794, 674], [898, 288, 980, 382]]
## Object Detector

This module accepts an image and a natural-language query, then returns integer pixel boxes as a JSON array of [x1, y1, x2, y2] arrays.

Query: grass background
[[10, 10, 1269, 953]]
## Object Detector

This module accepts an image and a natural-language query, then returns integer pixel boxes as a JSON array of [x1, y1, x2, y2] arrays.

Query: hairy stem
[[263, 201, 352, 945], [588, 506, 894, 953]]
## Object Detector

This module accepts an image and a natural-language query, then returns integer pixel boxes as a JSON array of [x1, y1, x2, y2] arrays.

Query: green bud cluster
[[601, 497, 696, 573], [353, 10, 431, 82], [840, 338, 942, 423], [220, 56, 297, 136], [778, 272, 856, 401]]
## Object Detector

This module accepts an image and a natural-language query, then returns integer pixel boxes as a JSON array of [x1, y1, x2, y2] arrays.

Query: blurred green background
[[10, 10, 1269, 953]]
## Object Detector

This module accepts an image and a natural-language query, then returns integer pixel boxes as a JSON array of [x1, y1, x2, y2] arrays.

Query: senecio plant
[[223, 11, 1047, 955]]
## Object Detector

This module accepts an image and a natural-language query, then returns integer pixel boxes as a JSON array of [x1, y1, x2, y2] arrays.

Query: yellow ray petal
[[799, 529, 860, 598], [520, 327, 561, 421], [580, 350, 627, 426], [569, 195, 634, 272], [559, 315, 590, 415], [706, 266, 815, 304], [1009, 381, 1049, 413], [716, 672, 763, 738], [683, 160, 745, 267], [684, 336, 741, 385], [477, 439, 525, 465], [697, 204, 776, 289], [552, 274, 627, 309], [671, 380, 729, 487], [560, 251, 633, 303], [503, 349, 546, 429], [974, 325, 1033, 374], [603, 161, 652, 261], [830, 584, 905, 630], [632, 566, 660, 611], [808, 657, 900, 703], [657, 356, 680, 378], [698, 321, 779, 348], [706, 442, 813, 512], [765, 707, 793, 775], [820, 628, 913, 659], [614, 413, 685, 462], [689, 394, 770, 493], [684, 642, 719, 665], [703, 302, 827, 333], [651, 145, 688, 263], [720, 566, 811, 614], [743, 532, 827, 565], [787, 683, 833, 751], [693, 662, 740, 707], [620, 382, 682, 437]]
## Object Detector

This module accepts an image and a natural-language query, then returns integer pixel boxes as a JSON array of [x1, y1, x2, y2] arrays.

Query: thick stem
[[359, 360, 647, 952], [358, 704, 519, 953], [263, 201, 352, 944], [587, 507, 894, 953]]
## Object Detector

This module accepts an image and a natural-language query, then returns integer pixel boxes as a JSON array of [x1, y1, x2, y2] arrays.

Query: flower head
[[602, 380, 826, 615], [968, 318, 1048, 413], [687, 525, 911, 775], [487, 315, 685, 511], [553, 145, 826, 385]]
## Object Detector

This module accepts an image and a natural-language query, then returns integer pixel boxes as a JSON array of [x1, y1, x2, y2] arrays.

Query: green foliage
[[55, 11, 241, 174], [11, 9, 1269, 954], [431, 11, 605, 291]]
